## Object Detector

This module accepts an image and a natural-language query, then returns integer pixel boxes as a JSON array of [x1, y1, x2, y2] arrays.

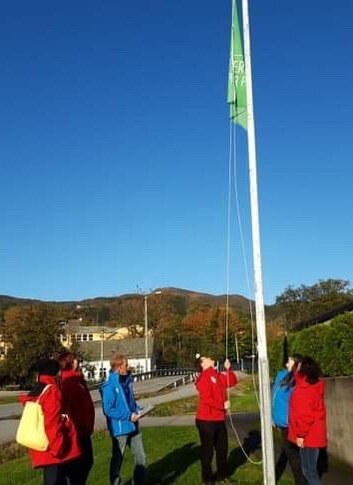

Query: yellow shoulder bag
[[15, 385, 50, 451]]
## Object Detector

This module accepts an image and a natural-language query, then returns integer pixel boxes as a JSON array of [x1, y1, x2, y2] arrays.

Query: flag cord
[[224, 116, 262, 465], [231, 119, 260, 409]]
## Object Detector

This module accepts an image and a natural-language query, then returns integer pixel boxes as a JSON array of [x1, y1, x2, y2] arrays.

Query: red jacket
[[288, 374, 327, 448], [195, 367, 237, 421], [20, 375, 81, 468], [60, 368, 95, 437]]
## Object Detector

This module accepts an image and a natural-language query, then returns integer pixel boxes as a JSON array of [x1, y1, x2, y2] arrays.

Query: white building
[[78, 337, 155, 381]]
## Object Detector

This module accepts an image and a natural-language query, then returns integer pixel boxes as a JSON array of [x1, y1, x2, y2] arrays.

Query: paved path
[[0, 375, 195, 444], [94, 382, 198, 431]]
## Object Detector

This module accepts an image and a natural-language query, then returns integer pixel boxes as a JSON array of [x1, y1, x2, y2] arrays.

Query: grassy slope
[[149, 377, 259, 417]]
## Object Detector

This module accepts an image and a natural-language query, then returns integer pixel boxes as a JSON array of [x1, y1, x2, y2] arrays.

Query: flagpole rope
[[232, 121, 260, 410], [225, 117, 262, 465]]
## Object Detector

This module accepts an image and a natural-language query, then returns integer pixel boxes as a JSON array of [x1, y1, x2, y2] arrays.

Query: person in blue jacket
[[100, 353, 146, 485], [272, 352, 306, 485]]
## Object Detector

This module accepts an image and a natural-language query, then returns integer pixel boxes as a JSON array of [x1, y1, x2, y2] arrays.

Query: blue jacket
[[272, 369, 294, 428], [100, 371, 139, 437]]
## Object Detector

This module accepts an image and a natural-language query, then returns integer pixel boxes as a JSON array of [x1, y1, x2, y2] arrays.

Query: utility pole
[[100, 328, 104, 380], [144, 295, 148, 373], [234, 332, 240, 364]]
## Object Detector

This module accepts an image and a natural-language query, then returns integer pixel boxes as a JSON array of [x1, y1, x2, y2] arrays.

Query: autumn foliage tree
[[2, 304, 64, 386]]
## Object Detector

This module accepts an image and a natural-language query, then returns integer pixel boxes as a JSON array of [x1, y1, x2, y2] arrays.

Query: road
[[0, 375, 193, 444]]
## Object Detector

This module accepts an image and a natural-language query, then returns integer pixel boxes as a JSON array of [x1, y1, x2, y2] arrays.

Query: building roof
[[78, 337, 155, 361], [294, 300, 353, 330], [65, 325, 117, 334]]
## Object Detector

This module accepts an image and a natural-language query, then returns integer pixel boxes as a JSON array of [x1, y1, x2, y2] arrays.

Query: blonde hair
[[110, 353, 127, 370]]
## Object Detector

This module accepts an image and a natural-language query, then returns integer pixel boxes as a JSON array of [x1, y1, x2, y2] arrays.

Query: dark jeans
[[300, 448, 321, 485], [42, 464, 67, 485], [275, 428, 307, 485], [65, 436, 94, 485], [196, 419, 228, 483], [110, 431, 146, 485]]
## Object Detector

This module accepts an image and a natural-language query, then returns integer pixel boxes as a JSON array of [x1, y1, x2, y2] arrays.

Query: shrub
[[269, 312, 353, 377]]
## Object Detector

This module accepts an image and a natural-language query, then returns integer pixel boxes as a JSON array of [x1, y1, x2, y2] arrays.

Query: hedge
[[269, 312, 353, 377]]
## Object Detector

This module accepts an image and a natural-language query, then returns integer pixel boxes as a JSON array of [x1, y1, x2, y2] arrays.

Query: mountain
[[0, 288, 283, 334]]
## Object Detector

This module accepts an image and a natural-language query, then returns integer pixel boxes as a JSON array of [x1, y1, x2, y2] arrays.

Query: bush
[[269, 312, 353, 377]]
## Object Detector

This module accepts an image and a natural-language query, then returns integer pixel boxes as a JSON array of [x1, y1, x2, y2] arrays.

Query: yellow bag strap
[[36, 384, 52, 403]]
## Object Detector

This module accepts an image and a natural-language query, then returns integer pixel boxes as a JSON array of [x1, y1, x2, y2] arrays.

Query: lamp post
[[100, 328, 105, 380], [234, 332, 240, 364], [142, 290, 162, 373]]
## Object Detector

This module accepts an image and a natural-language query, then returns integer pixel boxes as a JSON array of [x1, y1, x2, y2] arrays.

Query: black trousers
[[42, 464, 67, 485], [65, 436, 94, 485], [196, 419, 228, 483], [275, 428, 307, 485]]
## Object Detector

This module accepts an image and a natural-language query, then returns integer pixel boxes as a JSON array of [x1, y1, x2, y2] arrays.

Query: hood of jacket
[[272, 369, 293, 428]]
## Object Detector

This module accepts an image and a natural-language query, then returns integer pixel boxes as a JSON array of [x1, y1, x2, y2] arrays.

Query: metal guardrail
[[156, 372, 198, 392], [87, 367, 197, 390]]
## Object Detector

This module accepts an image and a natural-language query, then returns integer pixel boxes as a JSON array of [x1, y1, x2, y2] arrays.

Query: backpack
[[16, 385, 50, 451]]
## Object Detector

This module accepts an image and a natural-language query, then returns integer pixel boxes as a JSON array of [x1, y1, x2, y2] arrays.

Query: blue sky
[[1, 0, 352, 304]]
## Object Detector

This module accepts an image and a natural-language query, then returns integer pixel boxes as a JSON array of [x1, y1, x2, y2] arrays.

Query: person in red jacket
[[58, 351, 95, 485], [195, 355, 237, 485], [288, 356, 327, 485], [20, 359, 81, 485]]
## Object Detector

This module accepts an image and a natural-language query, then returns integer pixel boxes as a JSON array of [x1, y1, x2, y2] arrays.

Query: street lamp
[[142, 290, 162, 373], [100, 328, 104, 380]]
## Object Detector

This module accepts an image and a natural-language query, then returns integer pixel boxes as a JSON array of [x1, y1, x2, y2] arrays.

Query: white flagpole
[[241, 0, 276, 483]]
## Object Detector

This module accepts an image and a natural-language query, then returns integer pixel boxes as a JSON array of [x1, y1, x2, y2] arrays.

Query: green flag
[[227, 0, 247, 129]]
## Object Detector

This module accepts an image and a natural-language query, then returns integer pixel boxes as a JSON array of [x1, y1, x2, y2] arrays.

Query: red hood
[[61, 368, 82, 381], [296, 373, 325, 391]]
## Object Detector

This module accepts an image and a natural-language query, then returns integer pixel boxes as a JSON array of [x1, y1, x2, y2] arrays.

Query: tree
[[2, 304, 64, 386], [275, 279, 353, 328]]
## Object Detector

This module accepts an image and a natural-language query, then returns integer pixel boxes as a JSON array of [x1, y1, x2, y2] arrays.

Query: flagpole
[[241, 0, 276, 483]]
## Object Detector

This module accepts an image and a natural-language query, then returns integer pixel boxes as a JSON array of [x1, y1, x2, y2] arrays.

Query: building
[[59, 324, 144, 348], [0, 335, 8, 360], [78, 336, 155, 381], [293, 300, 353, 330]]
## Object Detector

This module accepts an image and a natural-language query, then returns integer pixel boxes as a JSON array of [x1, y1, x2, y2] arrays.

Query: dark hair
[[28, 359, 60, 396], [31, 358, 60, 376], [57, 350, 75, 370], [298, 356, 321, 384], [281, 353, 303, 387], [57, 350, 74, 361]]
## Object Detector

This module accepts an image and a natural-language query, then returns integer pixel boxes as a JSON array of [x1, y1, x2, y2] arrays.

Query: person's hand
[[224, 359, 231, 370], [296, 437, 305, 448], [131, 413, 140, 422], [224, 400, 230, 410]]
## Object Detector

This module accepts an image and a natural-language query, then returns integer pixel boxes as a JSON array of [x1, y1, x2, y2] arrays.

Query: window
[[89, 334, 93, 341], [82, 334, 88, 341], [76, 334, 82, 341]]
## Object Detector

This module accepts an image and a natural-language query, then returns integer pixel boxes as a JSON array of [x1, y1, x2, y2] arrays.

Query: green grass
[[0, 396, 20, 405], [0, 427, 294, 485], [149, 377, 260, 417]]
